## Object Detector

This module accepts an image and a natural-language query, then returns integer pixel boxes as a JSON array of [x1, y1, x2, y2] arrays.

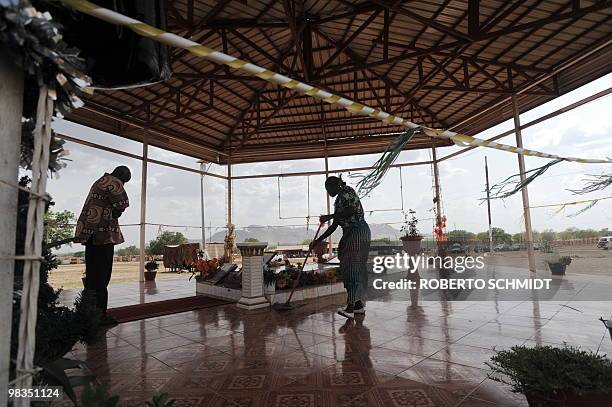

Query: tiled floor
[[58, 276, 195, 308], [55, 265, 612, 406]]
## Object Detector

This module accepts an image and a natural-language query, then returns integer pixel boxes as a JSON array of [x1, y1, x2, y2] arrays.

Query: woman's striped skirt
[[338, 221, 371, 305]]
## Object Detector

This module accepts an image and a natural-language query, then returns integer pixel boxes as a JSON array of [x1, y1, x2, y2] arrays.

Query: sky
[[47, 73, 612, 252]]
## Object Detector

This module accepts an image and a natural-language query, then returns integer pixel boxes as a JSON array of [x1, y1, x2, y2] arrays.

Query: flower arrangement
[[274, 268, 342, 290], [192, 258, 220, 281], [433, 214, 447, 242]]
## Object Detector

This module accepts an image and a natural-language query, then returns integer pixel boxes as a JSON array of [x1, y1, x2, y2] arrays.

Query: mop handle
[[285, 222, 324, 304]]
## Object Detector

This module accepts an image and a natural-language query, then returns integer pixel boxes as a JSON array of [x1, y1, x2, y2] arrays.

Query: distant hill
[[200, 223, 403, 246]]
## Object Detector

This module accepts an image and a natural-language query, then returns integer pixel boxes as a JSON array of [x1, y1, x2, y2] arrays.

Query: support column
[[227, 158, 232, 226], [324, 152, 333, 256], [236, 242, 269, 310], [199, 161, 207, 257], [484, 156, 494, 255], [321, 103, 332, 255], [139, 137, 148, 282], [0, 48, 23, 407], [431, 146, 445, 255], [512, 96, 537, 272]]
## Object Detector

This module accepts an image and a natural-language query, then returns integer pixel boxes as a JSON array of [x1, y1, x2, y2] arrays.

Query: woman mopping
[[311, 176, 371, 319]]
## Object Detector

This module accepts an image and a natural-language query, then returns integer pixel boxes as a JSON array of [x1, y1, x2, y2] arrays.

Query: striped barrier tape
[[529, 195, 612, 209], [61, 0, 612, 164]]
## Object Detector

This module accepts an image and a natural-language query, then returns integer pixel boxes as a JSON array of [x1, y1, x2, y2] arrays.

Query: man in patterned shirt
[[74, 166, 131, 325]]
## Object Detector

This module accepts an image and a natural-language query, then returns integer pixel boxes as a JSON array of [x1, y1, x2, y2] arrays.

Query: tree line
[[447, 227, 610, 243]]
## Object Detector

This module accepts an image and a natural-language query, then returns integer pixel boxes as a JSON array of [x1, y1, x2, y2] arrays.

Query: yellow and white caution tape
[[529, 196, 612, 209], [61, 0, 612, 164]]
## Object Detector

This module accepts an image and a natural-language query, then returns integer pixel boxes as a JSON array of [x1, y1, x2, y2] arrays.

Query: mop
[[272, 223, 323, 311]]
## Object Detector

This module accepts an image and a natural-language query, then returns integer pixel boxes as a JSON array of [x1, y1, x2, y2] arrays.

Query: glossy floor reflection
[[53, 296, 612, 405], [58, 276, 196, 308]]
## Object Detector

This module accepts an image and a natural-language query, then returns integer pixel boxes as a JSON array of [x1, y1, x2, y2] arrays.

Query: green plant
[[487, 345, 612, 402], [146, 392, 175, 407], [263, 267, 280, 285], [81, 383, 120, 407], [44, 209, 76, 248], [400, 209, 421, 238], [146, 231, 188, 255], [115, 245, 139, 256], [10, 178, 102, 404], [42, 357, 95, 404], [145, 260, 159, 271], [541, 240, 553, 253], [545, 256, 572, 266]]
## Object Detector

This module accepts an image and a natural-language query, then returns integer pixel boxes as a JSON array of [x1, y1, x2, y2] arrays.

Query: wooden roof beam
[[426, 0, 583, 124], [313, 27, 447, 127], [205, 19, 289, 29], [316, 9, 382, 75], [81, 100, 226, 154], [282, 0, 307, 81], [317, 0, 612, 77], [468, 0, 480, 39], [369, 0, 472, 41]]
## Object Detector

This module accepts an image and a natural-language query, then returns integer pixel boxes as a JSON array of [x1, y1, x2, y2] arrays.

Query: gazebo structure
[[57, 0, 612, 277], [1, 1, 612, 405]]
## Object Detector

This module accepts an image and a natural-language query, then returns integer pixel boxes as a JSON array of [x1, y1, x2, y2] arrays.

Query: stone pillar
[[236, 242, 269, 310]]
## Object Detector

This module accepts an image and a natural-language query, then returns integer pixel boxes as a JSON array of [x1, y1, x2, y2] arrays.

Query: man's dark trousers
[[85, 242, 115, 312]]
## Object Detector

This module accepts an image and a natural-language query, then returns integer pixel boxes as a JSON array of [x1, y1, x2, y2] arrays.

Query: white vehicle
[[597, 236, 612, 250]]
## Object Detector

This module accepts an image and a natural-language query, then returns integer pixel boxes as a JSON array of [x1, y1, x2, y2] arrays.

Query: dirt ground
[[50, 245, 610, 290], [483, 244, 611, 276], [49, 263, 192, 290]]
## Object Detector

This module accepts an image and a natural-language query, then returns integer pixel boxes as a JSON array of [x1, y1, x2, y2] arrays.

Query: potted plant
[[546, 256, 572, 275], [263, 267, 278, 295], [400, 209, 423, 256], [487, 345, 612, 407], [144, 260, 159, 281], [276, 271, 291, 290]]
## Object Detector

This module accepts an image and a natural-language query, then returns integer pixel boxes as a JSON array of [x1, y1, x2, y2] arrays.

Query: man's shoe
[[337, 306, 354, 319], [354, 301, 365, 314], [100, 314, 119, 326]]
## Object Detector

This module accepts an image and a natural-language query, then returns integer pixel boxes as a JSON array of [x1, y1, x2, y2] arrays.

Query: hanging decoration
[[567, 200, 600, 217], [530, 196, 612, 217], [0, 0, 91, 114], [488, 159, 564, 199], [351, 128, 418, 197], [1, 0, 91, 179], [569, 173, 612, 195]]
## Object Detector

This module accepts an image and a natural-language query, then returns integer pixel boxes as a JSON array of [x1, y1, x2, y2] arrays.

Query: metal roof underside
[[66, 0, 612, 164]]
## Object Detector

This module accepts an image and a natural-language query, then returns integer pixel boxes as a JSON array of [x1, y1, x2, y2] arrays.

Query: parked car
[[449, 243, 465, 254], [533, 242, 541, 250], [509, 243, 521, 251], [597, 236, 612, 250], [494, 243, 509, 251]]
